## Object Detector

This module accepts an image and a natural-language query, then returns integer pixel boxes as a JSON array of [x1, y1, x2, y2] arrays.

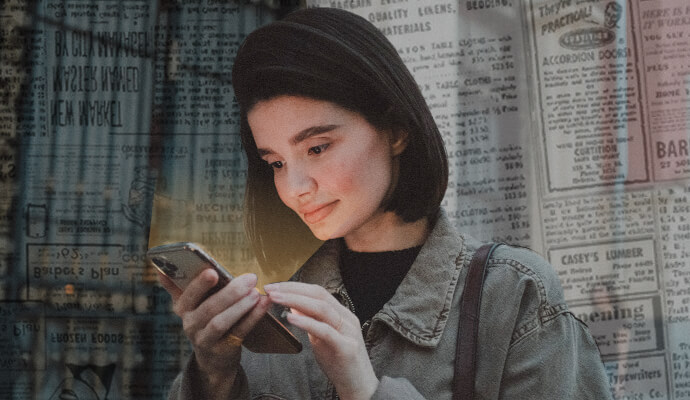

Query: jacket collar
[[294, 209, 468, 348]]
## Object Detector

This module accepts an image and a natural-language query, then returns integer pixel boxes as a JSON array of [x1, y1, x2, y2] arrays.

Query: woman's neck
[[343, 212, 429, 252]]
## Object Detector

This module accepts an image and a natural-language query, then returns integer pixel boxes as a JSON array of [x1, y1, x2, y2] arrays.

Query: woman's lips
[[302, 201, 338, 224]]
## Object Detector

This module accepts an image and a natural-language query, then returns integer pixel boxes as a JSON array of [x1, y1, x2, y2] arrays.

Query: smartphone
[[147, 242, 302, 354]]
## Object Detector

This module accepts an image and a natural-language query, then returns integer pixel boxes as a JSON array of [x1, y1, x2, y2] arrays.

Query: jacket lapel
[[377, 211, 467, 347]]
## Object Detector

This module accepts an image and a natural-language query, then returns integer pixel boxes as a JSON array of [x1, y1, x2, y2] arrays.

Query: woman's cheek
[[322, 160, 356, 195], [273, 176, 294, 209]]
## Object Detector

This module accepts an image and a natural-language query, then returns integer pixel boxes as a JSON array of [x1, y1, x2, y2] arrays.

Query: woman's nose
[[284, 164, 317, 198]]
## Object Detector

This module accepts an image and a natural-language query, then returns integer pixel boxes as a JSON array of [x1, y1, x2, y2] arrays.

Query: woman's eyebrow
[[290, 124, 339, 145], [257, 124, 340, 156]]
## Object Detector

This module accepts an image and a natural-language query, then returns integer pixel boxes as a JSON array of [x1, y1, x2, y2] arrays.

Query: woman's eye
[[308, 143, 329, 155], [269, 160, 283, 169]]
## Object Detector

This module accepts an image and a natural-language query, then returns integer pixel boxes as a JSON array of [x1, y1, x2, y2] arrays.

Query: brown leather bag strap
[[453, 243, 500, 400]]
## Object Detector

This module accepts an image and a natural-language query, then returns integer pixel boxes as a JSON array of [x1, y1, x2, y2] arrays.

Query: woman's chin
[[308, 226, 337, 241], [305, 220, 347, 241]]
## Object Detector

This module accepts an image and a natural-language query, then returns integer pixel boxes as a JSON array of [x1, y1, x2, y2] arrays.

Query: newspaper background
[[1, 0, 688, 398]]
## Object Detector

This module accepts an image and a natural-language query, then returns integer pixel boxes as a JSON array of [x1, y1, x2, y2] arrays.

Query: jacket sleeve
[[498, 312, 612, 399], [167, 354, 250, 400]]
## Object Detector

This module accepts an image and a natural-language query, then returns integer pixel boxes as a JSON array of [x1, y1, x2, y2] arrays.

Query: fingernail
[[241, 273, 257, 288], [263, 283, 278, 292], [286, 312, 302, 323]]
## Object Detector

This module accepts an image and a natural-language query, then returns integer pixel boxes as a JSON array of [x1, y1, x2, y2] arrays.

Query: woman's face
[[248, 96, 405, 242]]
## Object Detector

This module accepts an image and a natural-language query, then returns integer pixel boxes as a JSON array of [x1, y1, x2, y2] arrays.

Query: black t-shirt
[[339, 242, 422, 324]]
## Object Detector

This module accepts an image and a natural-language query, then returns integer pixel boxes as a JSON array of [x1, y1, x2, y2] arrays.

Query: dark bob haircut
[[232, 7, 448, 271]]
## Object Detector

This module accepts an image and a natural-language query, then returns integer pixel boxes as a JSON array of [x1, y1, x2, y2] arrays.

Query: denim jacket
[[169, 211, 612, 399]]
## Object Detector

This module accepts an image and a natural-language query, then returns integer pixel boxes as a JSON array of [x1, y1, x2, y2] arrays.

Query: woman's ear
[[390, 129, 409, 156]]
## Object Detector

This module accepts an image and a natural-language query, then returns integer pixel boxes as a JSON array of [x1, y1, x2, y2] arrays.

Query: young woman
[[160, 7, 612, 400]]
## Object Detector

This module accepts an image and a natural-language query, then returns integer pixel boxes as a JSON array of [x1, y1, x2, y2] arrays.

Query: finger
[[157, 270, 183, 301], [196, 274, 258, 318], [231, 294, 272, 338], [268, 291, 347, 329], [194, 289, 261, 346], [181, 274, 258, 336], [173, 268, 218, 315], [264, 282, 342, 310], [264, 282, 333, 300], [287, 312, 351, 348]]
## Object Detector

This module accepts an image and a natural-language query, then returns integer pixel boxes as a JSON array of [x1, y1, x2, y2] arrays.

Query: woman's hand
[[158, 269, 271, 396], [264, 282, 379, 400]]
